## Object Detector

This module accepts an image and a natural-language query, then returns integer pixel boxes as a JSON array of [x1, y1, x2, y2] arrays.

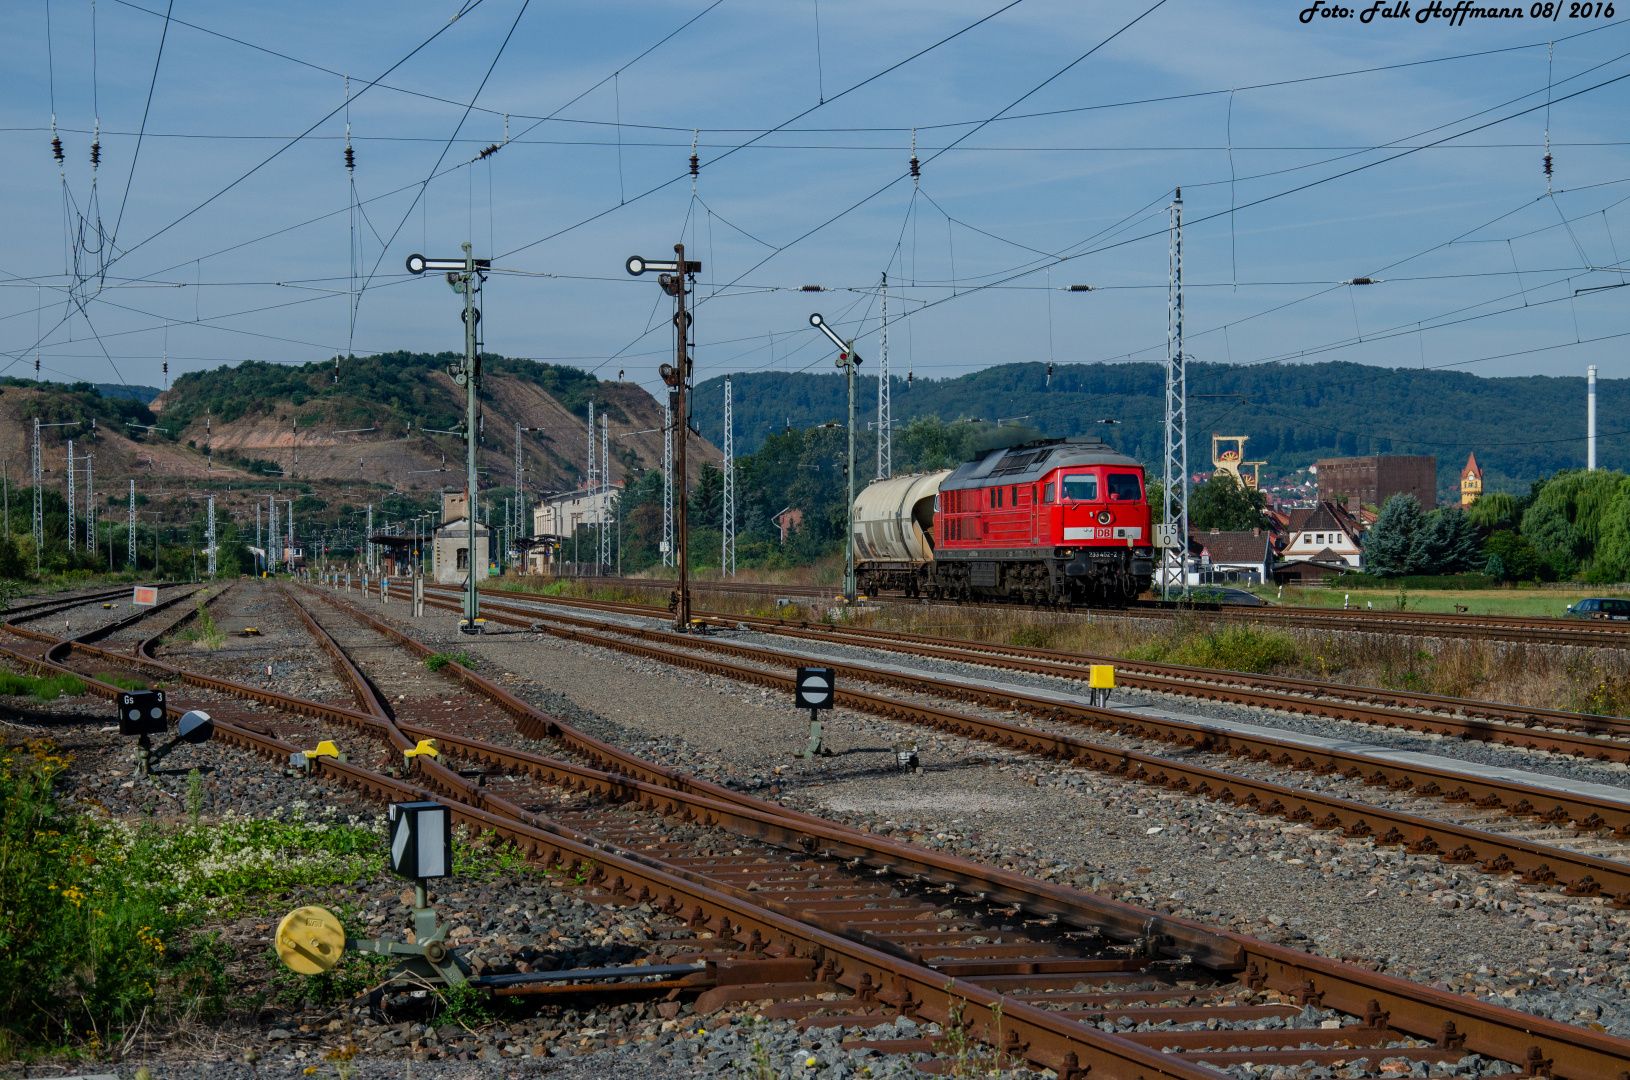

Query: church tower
[[1460, 452, 1483, 506]]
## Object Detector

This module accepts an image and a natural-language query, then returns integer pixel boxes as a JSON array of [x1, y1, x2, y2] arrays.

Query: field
[[1245, 583, 1601, 617]]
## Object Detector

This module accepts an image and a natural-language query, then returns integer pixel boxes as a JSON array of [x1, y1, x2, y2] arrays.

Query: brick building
[[1314, 455, 1436, 512]]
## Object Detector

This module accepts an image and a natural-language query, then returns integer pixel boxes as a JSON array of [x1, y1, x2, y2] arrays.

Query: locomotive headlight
[[1096, 509, 1113, 525]]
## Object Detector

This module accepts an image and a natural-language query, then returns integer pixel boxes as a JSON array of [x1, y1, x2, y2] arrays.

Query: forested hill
[[693, 361, 1623, 496]]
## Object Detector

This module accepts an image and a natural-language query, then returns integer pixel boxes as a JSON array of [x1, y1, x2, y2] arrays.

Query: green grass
[[0, 671, 87, 701], [424, 651, 474, 672], [1249, 583, 1602, 617]]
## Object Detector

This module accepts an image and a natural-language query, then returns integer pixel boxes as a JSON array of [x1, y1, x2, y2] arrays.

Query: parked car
[[1563, 597, 1630, 620]]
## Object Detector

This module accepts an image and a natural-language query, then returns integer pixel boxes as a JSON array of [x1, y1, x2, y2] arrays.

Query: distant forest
[[158, 352, 620, 435], [691, 361, 1622, 497]]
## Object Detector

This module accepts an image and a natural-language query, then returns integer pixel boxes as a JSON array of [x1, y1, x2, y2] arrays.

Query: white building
[[1281, 501, 1365, 569], [532, 483, 621, 541]]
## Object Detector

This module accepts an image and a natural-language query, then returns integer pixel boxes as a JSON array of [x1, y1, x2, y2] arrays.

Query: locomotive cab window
[[1042, 483, 1055, 504], [1061, 475, 1098, 502], [1106, 473, 1143, 501]]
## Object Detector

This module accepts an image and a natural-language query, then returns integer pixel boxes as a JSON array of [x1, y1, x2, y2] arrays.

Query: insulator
[[478, 143, 500, 160], [689, 153, 699, 178], [1046, 362, 1053, 386], [90, 141, 101, 167], [907, 371, 913, 388], [1543, 153, 1554, 177], [909, 154, 920, 179], [51, 136, 63, 163], [344, 144, 355, 170], [162, 362, 168, 376], [35, 358, 40, 375], [618, 367, 624, 380]]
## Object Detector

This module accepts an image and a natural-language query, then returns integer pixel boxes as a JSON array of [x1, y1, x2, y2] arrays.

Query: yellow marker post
[[1088, 665, 1116, 708]]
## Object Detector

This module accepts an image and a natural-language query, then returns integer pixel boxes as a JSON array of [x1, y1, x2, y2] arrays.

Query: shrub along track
[[409, 582, 1630, 908], [6, 584, 1630, 1078], [437, 584, 1630, 757], [584, 575, 1630, 649]]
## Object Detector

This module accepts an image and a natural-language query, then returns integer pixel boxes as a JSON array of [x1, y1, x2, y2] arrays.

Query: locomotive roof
[[940, 436, 1142, 489]]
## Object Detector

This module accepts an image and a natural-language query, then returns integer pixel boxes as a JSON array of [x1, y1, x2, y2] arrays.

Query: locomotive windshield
[[1061, 475, 1098, 501], [1106, 472, 1143, 501]]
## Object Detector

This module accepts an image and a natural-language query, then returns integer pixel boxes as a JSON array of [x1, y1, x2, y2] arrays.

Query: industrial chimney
[[1588, 365, 1598, 471]]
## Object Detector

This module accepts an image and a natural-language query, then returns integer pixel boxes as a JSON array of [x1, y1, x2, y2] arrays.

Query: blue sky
[[4, 0, 1629, 408]]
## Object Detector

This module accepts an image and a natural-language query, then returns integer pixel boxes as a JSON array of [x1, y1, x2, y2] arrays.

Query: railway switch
[[794, 666, 836, 759], [275, 802, 472, 990]]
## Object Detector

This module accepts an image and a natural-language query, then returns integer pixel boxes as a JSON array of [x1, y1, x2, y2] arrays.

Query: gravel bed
[[491, 593, 1630, 794], [482, 604, 1630, 868], [347, 592, 1630, 1043]]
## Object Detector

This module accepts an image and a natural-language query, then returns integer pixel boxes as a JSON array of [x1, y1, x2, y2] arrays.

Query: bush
[[1174, 626, 1299, 673], [0, 742, 188, 1047]]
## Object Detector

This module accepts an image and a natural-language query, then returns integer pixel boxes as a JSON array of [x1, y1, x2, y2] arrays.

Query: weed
[[438, 980, 499, 1026], [1005, 625, 1052, 649], [186, 769, 204, 828], [106, 674, 150, 692], [166, 932, 235, 1022], [1172, 626, 1299, 674], [179, 602, 225, 651], [267, 946, 391, 1009], [424, 651, 474, 673], [0, 671, 87, 701]]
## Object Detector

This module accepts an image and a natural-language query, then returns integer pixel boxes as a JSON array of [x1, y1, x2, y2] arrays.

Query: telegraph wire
[[110, 0, 173, 247]]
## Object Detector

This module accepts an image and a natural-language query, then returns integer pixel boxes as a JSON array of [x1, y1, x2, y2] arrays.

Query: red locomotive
[[852, 435, 1155, 604]]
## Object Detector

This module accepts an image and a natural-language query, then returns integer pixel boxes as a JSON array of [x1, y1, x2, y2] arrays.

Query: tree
[[1363, 494, 1429, 577], [1482, 528, 1539, 581], [1421, 508, 1483, 574], [1189, 473, 1267, 532]]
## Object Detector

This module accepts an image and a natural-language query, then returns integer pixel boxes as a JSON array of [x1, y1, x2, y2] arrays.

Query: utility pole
[[86, 450, 95, 563], [1162, 188, 1188, 601], [128, 480, 135, 569], [366, 502, 374, 571], [878, 271, 891, 479], [206, 495, 217, 577], [600, 413, 611, 570], [405, 245, 488, 631], [722, 376, 735, 577], [269, 495, 279, 573], [586, 398, 597, 568], [809, 312, 862, 602], [661, 402, 674, 568], [626, 245, 700, 628]]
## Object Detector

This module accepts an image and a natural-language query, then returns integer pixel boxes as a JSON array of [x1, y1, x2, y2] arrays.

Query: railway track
[[411, 582, 1630, 903], [8, 581, 1630, 1078], [576, 574, 1630, 649], [441, 584, 1630, 758]]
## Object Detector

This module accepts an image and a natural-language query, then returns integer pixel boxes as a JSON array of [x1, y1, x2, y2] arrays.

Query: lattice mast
[[514, 420, 525, 538], [878, 272, 891, 478], [65, 439, 76, 552], [722, 376, 735, 576], [599, 413, 611, 568], [128, 481, 135, 569], [206, 496, 217, 577], [269, 496, 280, 573], [85, 450, 94, 560], [661, 402, 674, 567], [593, 397, 606, 566], [32, 419, 42, 572], [1162, 188, 1188, 598]]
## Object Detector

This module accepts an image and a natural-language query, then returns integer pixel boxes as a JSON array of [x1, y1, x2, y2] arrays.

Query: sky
[[3, 0, 1629, 414]]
